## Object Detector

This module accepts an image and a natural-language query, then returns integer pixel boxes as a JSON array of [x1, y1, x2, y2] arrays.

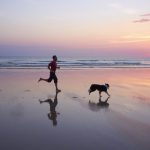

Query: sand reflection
[[39, 92, 60, 126], [88, 97, 110, 112]]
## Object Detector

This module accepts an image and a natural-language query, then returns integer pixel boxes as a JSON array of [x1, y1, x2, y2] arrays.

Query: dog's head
[[88, 84, 96, 95], [105, 83, 109, 89]]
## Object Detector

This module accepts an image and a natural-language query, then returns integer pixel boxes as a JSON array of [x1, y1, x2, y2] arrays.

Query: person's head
[[53, 119, 57, 126], [47, 113, 57, 126], [52, 55, 57, 61]]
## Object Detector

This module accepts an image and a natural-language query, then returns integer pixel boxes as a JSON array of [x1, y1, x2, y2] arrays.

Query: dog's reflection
[[39, 92, 60, 126], [88, 97, 110, 111]]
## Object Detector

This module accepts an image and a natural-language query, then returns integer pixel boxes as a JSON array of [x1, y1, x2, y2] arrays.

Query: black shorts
[[48, 72, 58, 83]]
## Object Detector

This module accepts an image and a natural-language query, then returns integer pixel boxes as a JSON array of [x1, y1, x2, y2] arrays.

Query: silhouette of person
[[88, 97, 110, 111], [39, 92, 60, 126], [38, 55, 61, 93]]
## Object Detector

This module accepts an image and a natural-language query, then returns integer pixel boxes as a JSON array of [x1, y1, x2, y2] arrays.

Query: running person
[[38, 55, 61, 93]]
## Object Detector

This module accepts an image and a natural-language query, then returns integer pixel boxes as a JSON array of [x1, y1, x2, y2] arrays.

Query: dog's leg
[[105, 96, 110, 102], [99, 91, 102, 97], [106, 91, 110, 97]]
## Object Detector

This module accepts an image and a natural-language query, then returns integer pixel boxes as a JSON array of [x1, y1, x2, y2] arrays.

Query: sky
[[0, 0, 150, 58]]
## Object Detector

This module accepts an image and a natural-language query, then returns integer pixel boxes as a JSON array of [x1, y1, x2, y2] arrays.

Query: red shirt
[[49, 60, 57, 72]]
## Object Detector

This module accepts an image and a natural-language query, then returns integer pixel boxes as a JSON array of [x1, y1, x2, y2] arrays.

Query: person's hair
[[52, 55, 57, 59]]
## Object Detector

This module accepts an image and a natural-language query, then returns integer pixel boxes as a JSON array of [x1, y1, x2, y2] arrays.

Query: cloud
[[133, 18, 150, 23], [111, 39, 150, 44], [122, 35, 150, 39], [141, 13, 150, 17], [123, 9, 137, 15], [109, 2, 137, 15], [110, 35, 150, 44], [109, 3, 121, 9], [133, 13, 150, 23]]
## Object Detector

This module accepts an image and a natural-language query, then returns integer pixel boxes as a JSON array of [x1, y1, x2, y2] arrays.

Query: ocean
[[0, 56, 150, 69]]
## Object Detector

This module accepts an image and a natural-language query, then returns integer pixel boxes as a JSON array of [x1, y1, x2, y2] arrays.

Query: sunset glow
[[0, 0, 150, 58]]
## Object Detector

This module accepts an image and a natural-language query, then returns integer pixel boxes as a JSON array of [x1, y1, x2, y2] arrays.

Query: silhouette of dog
[[88, 83, 110, 97]]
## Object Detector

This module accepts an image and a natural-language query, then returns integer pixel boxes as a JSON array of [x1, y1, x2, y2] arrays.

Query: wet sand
[[0, 68, 150, 150]]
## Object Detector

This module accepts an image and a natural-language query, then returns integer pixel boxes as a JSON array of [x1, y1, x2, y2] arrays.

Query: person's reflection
[[88, 97, 110, 111], [39, 92, 60, 126]]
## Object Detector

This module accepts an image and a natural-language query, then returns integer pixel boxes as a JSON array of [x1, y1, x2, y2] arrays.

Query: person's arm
[[48, 63, 51, 70], [39, 99, 51, 104], [56, 62, 60, 69]]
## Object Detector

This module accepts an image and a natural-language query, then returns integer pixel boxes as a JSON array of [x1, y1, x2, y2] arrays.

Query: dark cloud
[[133, 13, 150, 23], [133, 18, 150, 23]]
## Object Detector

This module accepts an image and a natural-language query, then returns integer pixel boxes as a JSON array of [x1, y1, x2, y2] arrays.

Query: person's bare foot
[[56, 89, 61, 93], [39, 99, 42, 104], [38, 78, 42, 82]]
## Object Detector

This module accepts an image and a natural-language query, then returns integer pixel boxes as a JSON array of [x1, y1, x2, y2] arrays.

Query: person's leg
[[38, 72, 52, 83], [54, 74, 61, 92], [38, 78, 49, 82], [55, 83, 61, 92]]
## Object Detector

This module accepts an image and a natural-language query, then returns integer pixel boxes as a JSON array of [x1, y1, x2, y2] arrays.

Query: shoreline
[[1, 66, 150, 70]]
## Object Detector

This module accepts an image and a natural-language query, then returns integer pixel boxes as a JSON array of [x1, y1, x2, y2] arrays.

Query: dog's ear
[[88, 89, 91, 95], [105, 83, 109, 89]]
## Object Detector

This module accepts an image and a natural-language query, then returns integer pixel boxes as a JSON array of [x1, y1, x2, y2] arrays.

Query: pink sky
[[0, 0, 150, 58]]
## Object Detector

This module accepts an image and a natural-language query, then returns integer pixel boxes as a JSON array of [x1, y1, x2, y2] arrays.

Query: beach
[[0, 68, 150, 150]]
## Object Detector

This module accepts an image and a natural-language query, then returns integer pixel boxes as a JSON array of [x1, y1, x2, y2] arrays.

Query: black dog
[[88, 83, 110, 97]]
